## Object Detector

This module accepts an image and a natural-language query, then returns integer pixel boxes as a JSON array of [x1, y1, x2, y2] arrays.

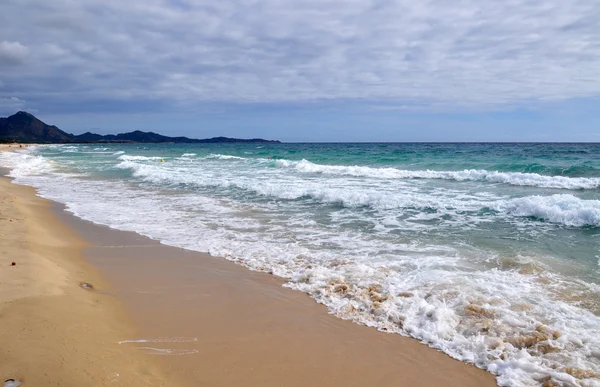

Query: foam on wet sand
[[55, 195, 496, 387]]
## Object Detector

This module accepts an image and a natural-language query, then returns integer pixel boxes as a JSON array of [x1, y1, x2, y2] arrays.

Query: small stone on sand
[[80, 282, 94, 290]]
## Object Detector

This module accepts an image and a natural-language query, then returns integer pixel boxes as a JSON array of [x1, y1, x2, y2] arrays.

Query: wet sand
[[55, 201, 497, 386]]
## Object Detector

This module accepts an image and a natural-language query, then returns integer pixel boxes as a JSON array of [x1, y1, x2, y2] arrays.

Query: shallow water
[[2, 143, 600, 386]]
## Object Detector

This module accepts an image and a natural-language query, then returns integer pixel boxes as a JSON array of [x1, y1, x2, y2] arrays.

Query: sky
[[0, 0, 599, 142]]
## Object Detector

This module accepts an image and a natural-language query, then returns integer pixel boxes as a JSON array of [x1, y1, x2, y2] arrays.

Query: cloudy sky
[[1, 0, 599, 141]]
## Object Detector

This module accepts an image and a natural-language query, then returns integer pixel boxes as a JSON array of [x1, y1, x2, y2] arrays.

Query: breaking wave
[[205, 154, 246, 160], [497, 195, 600, 227], [116, 159, 600, 228], [276, 159, 600, 190]]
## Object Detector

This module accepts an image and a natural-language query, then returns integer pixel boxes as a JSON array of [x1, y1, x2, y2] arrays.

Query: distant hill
[[0, 111, 280, 144], [0, 111, 74, 143]]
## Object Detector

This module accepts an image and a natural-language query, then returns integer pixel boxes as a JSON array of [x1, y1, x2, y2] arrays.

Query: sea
[[2, 143, 600, 386]]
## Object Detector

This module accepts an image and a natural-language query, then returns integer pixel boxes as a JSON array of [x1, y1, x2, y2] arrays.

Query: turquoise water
[[2, 143, 600, 386]]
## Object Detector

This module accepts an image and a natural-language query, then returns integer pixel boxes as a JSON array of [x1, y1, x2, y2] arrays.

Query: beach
[[1, 143, 177, 385], [0, 172, 175, 385], [0, 145, 497, 386], [3, 0, 598, 383]]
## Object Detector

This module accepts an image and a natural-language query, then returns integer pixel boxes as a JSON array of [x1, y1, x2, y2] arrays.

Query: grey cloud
[[0, 41, 30, 65], [0, 96, 27, 115], [0, 0, 599, 112]]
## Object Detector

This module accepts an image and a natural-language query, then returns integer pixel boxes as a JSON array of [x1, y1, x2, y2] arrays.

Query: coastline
[[0, 174, 178, 385], [54, 196, 497, 387], [1, 145, 497, 386]]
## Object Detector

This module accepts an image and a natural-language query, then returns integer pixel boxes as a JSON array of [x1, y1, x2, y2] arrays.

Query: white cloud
[[0, 0, 599, 110], [0, 41, 30, 65]]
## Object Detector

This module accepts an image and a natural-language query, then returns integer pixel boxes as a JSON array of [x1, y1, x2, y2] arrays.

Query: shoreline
[[1, 145, 497, 386], [54, 198, 497, 387], [0, 174, 178, 386]]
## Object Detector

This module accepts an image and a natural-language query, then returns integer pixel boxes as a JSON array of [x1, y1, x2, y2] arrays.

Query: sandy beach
[[0, 145, 37, 151], [0, 146, 177, 386], [1, 145, 497, 386]]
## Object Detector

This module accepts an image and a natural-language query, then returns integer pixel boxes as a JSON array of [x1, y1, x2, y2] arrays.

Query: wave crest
[[115, 158, 600, 228], [118, 155, 163, 161], [277, 159, 600, 190], [498, 194, 600, 227], [205, 154, 246, 160]]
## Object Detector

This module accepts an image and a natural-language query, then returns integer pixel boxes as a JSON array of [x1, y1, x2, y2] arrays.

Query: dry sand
[[1, 144, 497, 386]]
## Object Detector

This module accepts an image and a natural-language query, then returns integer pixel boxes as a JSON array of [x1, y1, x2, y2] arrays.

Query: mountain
[[0, 111, 280, 144], [0, 111, 74, 143], [74, 130, 189, 143]]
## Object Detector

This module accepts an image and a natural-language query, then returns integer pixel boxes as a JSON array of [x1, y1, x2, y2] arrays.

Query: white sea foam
[[497, 195, 600, 227], [205, 154, 246, 160], [118, 337, 198, 344], [56, 145, 80, 153], [0, 152, 56, 178], [138, 347, 199, 356], [115, 158, 600, 228], [181, 153, 197, 157], [3, 148, 600, 387], [276, 159, 600, 190], [118, 155, 163, 161]]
